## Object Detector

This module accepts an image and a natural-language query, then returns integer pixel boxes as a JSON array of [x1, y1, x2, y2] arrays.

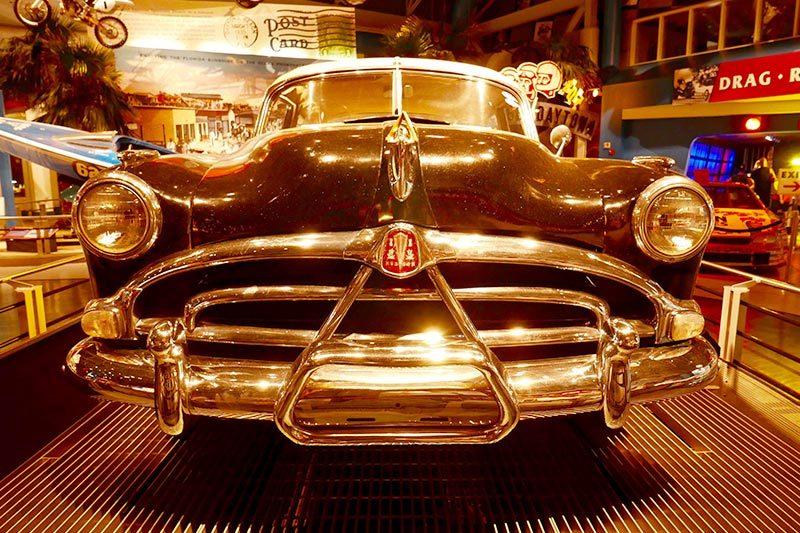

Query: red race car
[[703, 182, 788, 268]]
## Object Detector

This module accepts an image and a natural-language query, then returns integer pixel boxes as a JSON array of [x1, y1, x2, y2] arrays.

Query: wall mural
[[112, 3, 358, 154], [115, 47, 310, 153]]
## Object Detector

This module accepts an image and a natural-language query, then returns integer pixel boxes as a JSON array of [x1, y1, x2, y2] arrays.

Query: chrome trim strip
[[66, 336, 718, 427], [148, 322, 602, 348], [114, 227, 678, 325], [315, 264, 373, 342], [178, 284, 626, 347], [98, 227, 688, 342]]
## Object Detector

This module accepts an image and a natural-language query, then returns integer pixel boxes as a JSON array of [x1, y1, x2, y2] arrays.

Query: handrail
[[0, 215, 71, 221], [702, 259, 800, 396], [0, 254, 88, 346], [700, 261, 800, 294], [13, 198, 63, 207], [0, 255, 85, 283]]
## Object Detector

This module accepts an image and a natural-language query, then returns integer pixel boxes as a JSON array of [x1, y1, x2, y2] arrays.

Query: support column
[[600, 0, 622, 68], [0, 92, 15, 217]]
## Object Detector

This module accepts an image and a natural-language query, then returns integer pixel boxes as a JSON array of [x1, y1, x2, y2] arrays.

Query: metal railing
[[0, 214, 74, 255], [698, 260, 800, 399], [0, 254, 89, 352], [630, 0, 800, 65]]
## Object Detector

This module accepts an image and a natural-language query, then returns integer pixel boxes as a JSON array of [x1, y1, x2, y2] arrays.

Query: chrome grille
[[104, 227, 681, 351]]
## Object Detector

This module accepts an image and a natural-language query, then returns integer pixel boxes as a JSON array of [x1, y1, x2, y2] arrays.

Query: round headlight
[[74, 173, 161, 259], [632, 176, 713, 262]]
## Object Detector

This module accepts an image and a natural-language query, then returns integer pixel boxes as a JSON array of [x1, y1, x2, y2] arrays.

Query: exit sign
[[777, 168, 800, 195]]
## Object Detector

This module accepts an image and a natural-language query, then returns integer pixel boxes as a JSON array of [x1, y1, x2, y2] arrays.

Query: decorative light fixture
[[744, 116, 762, 131]]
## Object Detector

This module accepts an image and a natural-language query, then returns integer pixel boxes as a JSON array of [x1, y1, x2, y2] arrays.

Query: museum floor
[[0, 244, 797, 532]]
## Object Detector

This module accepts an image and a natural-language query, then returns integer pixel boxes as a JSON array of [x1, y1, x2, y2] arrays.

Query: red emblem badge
[[381, 228, 419, 276]]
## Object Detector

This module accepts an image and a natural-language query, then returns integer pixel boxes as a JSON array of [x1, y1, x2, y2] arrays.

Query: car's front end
[[703, 183, 788, 268], [66, 58, 718, 445]]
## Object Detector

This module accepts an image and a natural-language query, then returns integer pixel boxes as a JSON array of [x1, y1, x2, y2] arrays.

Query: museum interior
[[0, 0, 798, 531]]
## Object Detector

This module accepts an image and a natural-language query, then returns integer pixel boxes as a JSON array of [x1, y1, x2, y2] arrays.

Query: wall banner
[[710, 50, 800, 102], [120, 3, 356, 60], [672, 51, 800, 104]]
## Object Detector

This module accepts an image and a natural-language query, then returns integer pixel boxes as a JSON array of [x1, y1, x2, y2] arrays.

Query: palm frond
[[0, 16, 132, 132]]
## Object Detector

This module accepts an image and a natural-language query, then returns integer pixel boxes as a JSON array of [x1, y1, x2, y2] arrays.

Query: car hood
[[712, 208, 780, 234], [189, 124, 651, 249]]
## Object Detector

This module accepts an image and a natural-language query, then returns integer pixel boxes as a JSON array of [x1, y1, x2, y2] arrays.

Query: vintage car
[[702, 182, 788, 268], [66, 58, 718, 445]]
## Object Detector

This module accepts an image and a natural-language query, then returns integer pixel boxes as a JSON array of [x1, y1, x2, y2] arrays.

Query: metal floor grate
[[1, 390, 799, 532]]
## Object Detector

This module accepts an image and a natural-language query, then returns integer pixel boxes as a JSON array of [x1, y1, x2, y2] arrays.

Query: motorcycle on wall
[[13, 0, 134, 49]]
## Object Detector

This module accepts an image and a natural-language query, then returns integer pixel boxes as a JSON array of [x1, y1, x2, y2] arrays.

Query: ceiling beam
[[406, 0, 424, 16], [566, 6, 584, 32], [476, 0, 583, 34]]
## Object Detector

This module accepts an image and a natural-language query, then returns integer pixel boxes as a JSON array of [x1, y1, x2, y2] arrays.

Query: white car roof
[[270, 57, 522, 95]]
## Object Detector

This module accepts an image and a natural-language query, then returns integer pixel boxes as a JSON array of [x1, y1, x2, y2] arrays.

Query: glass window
[[663, 11, 689, 58], [401, 73, 524, 134], [704, 186, 762, 208], [725, 0, 756, 47], [261, 71, 526, 135], [762, 0, 797, 41], [687, 141, 736, 182], [634, 19, 660, 63], [692, 4, 721, 53]]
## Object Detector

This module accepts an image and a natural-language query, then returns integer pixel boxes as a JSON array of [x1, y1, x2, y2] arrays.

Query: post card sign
[[121, 3, 356, 60], [501, 61, 563, 102]]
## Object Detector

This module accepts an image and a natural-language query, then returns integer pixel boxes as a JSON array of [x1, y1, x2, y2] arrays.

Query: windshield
[[704, 186, 763, 209], [260, 71, 526, 135]]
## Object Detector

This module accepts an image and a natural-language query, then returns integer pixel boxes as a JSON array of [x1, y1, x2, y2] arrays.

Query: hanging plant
[[382, 16, 454, 60]]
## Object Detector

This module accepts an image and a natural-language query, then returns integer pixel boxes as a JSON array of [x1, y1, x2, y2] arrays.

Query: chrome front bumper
[[69, 225, 718, 444], [66, 325, 718, 445]]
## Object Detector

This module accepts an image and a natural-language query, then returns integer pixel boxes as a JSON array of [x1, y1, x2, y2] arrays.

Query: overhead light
[[791, 157, 800, 166], [744, 116, 762, 131]]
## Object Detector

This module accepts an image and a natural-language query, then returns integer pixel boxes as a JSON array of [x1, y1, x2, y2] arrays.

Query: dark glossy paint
[[84, 123, 701, 300], [191, 124, 640, 245]]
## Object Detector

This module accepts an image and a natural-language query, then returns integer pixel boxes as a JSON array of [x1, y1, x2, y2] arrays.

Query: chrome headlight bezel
[[72, 171, 162, 260], [632, 176, 714, 263]]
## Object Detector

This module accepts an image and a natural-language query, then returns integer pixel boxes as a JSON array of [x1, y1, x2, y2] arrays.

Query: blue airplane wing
[[0, 117, 176, 181]]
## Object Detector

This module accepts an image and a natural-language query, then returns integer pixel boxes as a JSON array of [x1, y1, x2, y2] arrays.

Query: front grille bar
[[132, 285, 653, 348], [140, 321, 603, 348], [100, 227, 690, 342]]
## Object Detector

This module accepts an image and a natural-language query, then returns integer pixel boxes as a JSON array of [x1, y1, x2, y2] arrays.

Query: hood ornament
[[385, 112, 420, 202]]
